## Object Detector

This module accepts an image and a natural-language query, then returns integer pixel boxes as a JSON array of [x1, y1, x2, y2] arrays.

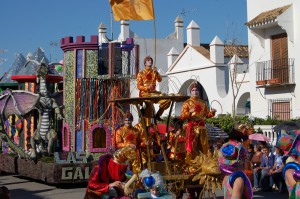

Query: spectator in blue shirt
[[259, 145, 275, 191], [270, 146, 287, 193]]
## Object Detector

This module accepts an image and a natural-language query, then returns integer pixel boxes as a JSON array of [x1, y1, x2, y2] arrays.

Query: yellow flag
[[110, 0, 155, 21]]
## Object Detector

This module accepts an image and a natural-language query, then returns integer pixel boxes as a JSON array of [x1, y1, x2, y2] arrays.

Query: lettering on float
[[54, 152, 90, 180], [61, 167, 90, 180]]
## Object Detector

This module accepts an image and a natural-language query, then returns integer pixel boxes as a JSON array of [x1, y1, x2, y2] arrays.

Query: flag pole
[[152, 0, 157, 66], [110, 7, 114, 40]]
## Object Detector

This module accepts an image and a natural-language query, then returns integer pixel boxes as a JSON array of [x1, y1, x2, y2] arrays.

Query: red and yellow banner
[[109, 0, 154, 21]]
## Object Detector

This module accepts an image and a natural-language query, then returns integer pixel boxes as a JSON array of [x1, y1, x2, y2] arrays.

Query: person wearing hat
[[137, 55, 171, 125], [276, 129, 300, 198], [180, 82, 216, 163], [84, 146, 136, 199], [115, 112, 145, 173], [218, 139, 253, 199]]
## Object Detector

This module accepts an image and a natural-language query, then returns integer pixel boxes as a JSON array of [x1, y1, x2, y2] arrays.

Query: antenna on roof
[[50, 41, 58, 62], [179, 8, 199, 17], [0, 49, 8, 66]]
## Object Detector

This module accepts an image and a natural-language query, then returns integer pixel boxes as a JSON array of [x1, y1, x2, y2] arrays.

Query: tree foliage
[[206, 114, 285, 133]]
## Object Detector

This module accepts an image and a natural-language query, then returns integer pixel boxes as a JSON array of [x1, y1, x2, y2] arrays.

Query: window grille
[[269, 98, 291, 120]]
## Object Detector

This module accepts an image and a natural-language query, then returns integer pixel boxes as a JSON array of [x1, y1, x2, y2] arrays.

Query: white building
[[98, 16, 251, 120], [246, 0, 299, 120]]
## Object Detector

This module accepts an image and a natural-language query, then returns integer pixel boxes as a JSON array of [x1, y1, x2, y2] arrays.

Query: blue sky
[[0, 0, 247, 76]]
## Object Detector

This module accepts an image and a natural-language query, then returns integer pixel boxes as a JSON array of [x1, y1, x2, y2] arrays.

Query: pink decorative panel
[[62, 122, 71, 151]]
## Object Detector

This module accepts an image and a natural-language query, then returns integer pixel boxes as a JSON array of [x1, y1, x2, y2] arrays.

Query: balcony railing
[[256, 58, 295, 85]]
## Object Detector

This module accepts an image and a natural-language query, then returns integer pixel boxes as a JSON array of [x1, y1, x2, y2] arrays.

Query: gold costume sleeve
[[180, 101, 191, 120], [115, 128, 126, 148]]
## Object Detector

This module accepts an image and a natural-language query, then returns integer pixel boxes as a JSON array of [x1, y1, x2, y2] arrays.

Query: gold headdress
[[113, 145, 136, 165]]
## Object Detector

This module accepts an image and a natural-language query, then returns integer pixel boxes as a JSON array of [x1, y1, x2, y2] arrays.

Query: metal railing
[[256, 58, 295, 84]]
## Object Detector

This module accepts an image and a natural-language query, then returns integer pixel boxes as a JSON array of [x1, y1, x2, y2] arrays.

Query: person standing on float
[[180, 83, 216, 163]]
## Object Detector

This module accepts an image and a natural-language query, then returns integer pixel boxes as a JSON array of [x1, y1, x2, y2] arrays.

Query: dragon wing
[[0, 90, 40, 120]]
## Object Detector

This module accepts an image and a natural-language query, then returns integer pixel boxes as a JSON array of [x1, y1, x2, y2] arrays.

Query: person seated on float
[[115, 112, 144, 173], [167, 117, 186, 161], [218, 130, 253, 199], [134, 119, 161, 164], [84, 146, 136, 199], [137, 55, 171, 124], [179, 82, 216, 163], [276, 129, 299, 198]]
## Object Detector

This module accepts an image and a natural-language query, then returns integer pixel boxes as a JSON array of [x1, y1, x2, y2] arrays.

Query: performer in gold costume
[[168, 118, 186, 161], [137, 55, 171, 126], [134, 121, 161, 165], [115, 112, 144, 173], [180, 83, 216, 163]]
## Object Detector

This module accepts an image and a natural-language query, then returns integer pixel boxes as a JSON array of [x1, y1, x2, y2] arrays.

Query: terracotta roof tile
[[224, 45, 248, 58], [190, 44, 248, 59], [246, 4, 291, 27], [192, 46, 210, 59]]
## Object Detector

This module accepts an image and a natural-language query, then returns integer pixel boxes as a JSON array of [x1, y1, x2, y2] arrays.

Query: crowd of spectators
[[250, 142, 287, 193]]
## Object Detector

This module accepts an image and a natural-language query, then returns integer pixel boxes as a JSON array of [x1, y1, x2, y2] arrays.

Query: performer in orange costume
[[180, 83, 216, 163], [115, 112, 144, 173], [137, 55, 171, 126]]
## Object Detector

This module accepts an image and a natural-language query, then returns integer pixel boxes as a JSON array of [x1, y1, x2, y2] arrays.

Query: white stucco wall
[[247, 0, 300, 119], [113, 16, 252, 121]]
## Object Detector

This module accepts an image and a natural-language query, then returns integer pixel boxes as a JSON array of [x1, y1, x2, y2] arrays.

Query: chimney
[[120, 20, 130, 42], [175, 16, 184, 42], [210, 36, 224, 64], [98, 22, 109, 44], [167, 47, 179, 68], [186, 20, 200, 46]]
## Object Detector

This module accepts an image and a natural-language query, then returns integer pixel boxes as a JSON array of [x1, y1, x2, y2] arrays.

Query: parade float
[[0, 36, 228, 199], [0, 2, 234, 198]]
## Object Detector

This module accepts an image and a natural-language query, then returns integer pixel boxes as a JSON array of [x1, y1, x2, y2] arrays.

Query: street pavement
[[0, 173, 289, 199]]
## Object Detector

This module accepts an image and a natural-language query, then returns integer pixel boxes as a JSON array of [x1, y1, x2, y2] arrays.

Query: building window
[[89, 124, 111, 152], [269, 98, 291, 120], [92, 127, 106, 148]]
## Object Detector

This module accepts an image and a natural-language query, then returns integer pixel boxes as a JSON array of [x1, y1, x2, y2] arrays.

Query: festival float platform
[[0, 152, 97, 184]]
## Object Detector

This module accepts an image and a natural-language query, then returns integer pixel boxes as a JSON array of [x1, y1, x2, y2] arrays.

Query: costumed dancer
[[134, 119, 160, 164], [218, 131, 253, 199], [276, 129, 300, 198], [167, 118, 186, 161], [137, 55, 171, 125], [115, 112, 145, 173], [180, 82, 216, 163], [84, 146, 136, 199]]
